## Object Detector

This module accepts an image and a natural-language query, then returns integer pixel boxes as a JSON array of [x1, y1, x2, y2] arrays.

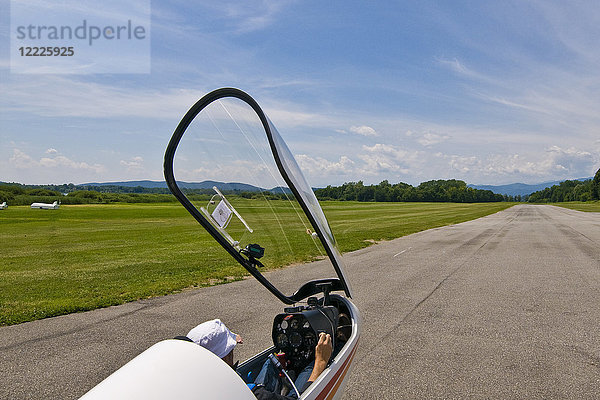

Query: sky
[[1, 0, 599, 187]]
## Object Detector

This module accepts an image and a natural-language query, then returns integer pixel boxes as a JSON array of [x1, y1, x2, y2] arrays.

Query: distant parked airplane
[[0, 202, 7, 209], [31, 201, 60, 209]]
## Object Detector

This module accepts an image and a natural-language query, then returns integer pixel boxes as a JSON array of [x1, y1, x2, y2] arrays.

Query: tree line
[[527, 168, 600, 202], [314, 180, 505, 203], [0, 183, 288, 205], [3, 168, 598, 206], [0, 183, 177, 205]]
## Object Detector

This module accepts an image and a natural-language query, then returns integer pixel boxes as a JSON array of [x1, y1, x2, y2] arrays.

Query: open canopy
[[164, 88, 352, 304]]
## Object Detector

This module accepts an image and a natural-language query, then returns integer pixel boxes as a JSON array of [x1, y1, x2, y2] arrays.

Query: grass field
[[554, 201, 600, 212], [0, 201, 513, 325]]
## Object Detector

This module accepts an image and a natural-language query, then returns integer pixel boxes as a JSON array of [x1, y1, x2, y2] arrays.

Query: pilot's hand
[[308, 333, 332, 384], [315, 332, 332, 364]]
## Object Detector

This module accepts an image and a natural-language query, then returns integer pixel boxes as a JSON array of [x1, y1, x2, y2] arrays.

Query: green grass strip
[[554, 201, 600, 212], [0, 201, 513, 325]]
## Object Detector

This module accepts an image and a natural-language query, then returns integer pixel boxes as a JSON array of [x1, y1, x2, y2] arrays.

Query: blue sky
[[1, 0, 599, 186]]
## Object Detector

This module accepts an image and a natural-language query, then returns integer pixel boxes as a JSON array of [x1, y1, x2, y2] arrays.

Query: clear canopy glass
[[170, 95, 351, 300]]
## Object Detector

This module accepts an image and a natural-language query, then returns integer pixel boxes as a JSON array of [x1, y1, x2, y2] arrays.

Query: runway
[[1, 204, 599, 399]]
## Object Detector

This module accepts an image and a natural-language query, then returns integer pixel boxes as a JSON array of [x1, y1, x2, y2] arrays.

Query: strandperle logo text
[[15, 20, 147, 46]]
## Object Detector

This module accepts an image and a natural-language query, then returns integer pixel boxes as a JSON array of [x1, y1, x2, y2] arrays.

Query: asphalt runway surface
[[1, 204, 599, 399]]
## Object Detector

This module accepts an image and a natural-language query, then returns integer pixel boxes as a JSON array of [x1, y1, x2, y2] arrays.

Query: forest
[[314, 179, 504, 203], [0, 183, 177, 205], [0, 183, 284, 205], [527, 168, 600, 202]]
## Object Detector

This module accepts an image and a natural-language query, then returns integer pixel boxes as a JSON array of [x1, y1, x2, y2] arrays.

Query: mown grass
[[0, 201, 513, 325], [554, 201, 600, 212]]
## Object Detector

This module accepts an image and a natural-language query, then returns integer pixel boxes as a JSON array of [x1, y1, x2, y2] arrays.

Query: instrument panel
[[273, 314, 317, 369], [272, 304, 338, 370]]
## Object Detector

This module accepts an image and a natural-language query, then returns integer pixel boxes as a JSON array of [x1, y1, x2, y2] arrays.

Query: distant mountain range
[[82, 180, 170, 188], [468, 177, 592, 196], [81, 180, 291, 193]]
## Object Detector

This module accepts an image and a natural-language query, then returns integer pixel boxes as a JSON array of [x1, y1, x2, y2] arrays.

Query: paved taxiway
[[1, 204, 599, 399]]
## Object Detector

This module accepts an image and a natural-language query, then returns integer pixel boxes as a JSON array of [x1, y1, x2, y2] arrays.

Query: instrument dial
[[304, 331, 316, 348], [290, 332, 302, 348], [276, 333, 288, 348]]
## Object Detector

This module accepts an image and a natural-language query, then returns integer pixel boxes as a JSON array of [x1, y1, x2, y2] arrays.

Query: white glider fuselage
[[31, 201, 60, 209]]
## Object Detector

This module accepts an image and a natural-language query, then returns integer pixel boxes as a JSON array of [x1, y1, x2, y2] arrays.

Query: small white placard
[[211, 200, 232, 228]]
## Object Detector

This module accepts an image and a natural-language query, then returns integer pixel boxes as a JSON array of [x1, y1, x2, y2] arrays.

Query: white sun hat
[[187, 319, 242, 358]]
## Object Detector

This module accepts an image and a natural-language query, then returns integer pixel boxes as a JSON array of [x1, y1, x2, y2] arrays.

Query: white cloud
[[45, 148, 58, 154], [445, 155, 481, 174], [443, 145, 598, 183], [419, 133, 450, 146], [39, 156, 105, 174], [349, 125, 378, 137], [295, 154, 355, 176], [9, 148, 105, 174], [9, 149, 37, 169], [120, 156, 145, 172], [406, 130, 451, 146], [358, 144, 424, 176], [545, 145, 595, 175]]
